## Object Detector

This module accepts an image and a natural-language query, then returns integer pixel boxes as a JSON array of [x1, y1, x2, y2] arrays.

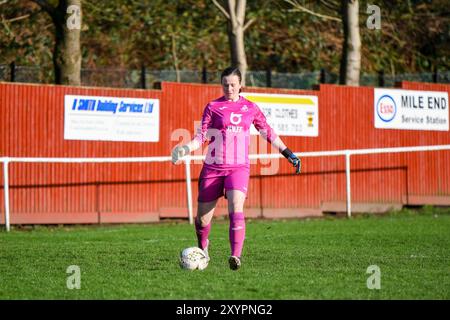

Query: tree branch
[[171, 33, 180, 82], [243, 17, 255, 31], [235, 0, 246, 25], [212, 0, 230, 19], [228, 0, 237, 25], [284, 0, 341, 22], [5, 14, 30, 23], [320, 0, 340, 12], [30, 0, 57, 18]]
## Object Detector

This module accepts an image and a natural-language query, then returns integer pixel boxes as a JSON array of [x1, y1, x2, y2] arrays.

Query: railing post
[[345, 152, 352, 218], [202, 66, 208, 84], [266, 68, 272, 88], [10, 61, 16, 82], [432, 66, 438, 83], [378, 70, 385, 87], [140, 65, 146, 89], [184, 156, 194, 224], [3, 158, 10, 231], [320, 68, 327, 84]]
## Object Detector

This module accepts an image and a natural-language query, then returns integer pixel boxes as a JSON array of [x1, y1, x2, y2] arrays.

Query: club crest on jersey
[[230, 112, 242, 125], [240, 105, 248, 112]]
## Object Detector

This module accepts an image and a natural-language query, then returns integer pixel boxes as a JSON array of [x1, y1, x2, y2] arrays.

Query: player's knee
[[228, 200, 244, 213], [196, 214, 210, 227]]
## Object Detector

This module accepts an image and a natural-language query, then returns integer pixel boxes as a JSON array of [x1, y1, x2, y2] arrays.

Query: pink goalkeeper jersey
[[194, 95, 278, 169]]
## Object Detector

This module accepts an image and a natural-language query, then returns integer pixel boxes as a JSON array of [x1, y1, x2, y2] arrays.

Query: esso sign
[[376, 95, 396, 122]]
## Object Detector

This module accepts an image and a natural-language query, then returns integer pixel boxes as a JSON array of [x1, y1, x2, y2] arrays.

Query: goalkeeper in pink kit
[[172, 67, 301, 270]]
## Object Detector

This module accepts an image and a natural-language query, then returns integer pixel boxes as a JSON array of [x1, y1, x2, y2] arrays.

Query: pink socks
[[195, 218, 211, 250], [229, 212, 246, 257], [195, 212, 246, 257]]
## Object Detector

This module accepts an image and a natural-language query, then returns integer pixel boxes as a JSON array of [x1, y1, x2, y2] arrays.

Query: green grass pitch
[[0, 206, 449, 299]]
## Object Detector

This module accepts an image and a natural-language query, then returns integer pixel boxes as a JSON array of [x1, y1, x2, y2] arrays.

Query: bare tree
[[171, 33, 181, 82], [31, 0, 82, 85], [285, 0, 361, 86], [212, 0, 255, 86], [339, 0, 361, 85]]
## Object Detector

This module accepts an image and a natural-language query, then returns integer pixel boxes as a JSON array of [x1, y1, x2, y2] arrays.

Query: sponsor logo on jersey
[[230, 112, 242, 125]]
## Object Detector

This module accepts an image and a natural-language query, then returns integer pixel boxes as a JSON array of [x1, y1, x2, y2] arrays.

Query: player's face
[[222, 75, 241, 101]]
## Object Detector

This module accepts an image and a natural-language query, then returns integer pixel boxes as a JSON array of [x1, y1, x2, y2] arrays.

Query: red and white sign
[[374, 89, 448, 131]]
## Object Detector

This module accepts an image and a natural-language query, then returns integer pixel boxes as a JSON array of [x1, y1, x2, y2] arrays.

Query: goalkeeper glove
[[171, 145, 190, 164], [281, 147, 301, 174]]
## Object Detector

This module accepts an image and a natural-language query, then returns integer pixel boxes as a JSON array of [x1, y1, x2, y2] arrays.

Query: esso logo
[[230, 112, 242, 125], [376, 95, 396, 122]]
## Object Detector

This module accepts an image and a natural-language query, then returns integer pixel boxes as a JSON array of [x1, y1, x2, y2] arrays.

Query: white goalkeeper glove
[[171, 145, 190, 164]]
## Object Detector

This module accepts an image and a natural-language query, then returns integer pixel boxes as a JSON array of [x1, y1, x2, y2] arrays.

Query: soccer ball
[[179, 247, 209, 271]]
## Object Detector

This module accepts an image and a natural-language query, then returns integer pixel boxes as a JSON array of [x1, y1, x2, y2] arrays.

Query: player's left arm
[[253, 104, 301, 175]]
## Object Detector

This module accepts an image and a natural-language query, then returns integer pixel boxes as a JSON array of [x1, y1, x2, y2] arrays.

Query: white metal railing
[[2, 144, 450, 232]]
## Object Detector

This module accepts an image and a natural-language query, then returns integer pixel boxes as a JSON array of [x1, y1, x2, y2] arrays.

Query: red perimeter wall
[[0, 81, 449, 224]]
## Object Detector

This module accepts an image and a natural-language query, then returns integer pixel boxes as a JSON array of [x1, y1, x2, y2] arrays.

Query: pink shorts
[[198, 166, 250, 202]]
